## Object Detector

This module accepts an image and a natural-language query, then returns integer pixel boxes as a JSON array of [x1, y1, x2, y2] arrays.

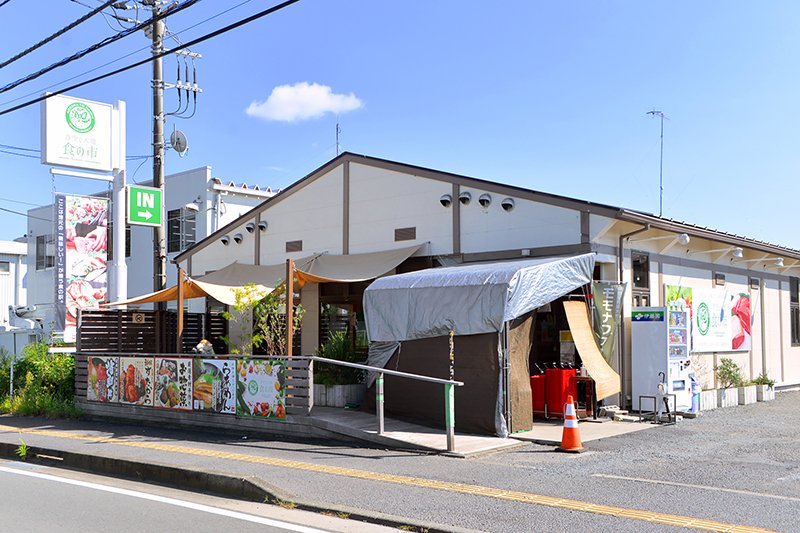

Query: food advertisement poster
[[193, 359, 236, 414], [55, 194, 109, 343], [665, 285, 752, 352], [236, 359, 286, 419], [155, 358, 193, 410], [87, 356, 118, 403], [118, 357, 154, 406]]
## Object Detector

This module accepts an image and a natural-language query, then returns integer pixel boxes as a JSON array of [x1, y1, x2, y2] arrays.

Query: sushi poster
[[87, 356, 118, 403]]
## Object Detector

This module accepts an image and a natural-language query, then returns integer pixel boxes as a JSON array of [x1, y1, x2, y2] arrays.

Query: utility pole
[[147, 0, 167, 299], [646, 109, 666, 217]]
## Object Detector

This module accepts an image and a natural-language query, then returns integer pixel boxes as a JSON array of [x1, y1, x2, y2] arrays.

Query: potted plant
[[752, 373, 776, 402], [715, 357, 743, 408], [699, 388, 718, 411], [313, 330, 366, 408]]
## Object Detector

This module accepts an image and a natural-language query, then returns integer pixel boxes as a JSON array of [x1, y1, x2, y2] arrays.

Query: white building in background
[[25, 166, 277, 336], [0, 240, 27, 327]]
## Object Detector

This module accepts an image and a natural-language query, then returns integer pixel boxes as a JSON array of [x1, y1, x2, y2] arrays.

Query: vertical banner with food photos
[[119, 357, 154, 406], [56, 194, 109, 342], [154, 357, 193, 410], [193, 359, 236, 414], [87, 356, 119, 403], [236, 359, 287, 419]]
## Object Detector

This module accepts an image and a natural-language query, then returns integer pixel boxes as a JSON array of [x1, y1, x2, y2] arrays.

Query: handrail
[[310, 356, 464, 387]]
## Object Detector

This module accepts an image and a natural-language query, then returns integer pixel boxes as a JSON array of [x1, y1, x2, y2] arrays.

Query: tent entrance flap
[[563, 300, 621, 400]]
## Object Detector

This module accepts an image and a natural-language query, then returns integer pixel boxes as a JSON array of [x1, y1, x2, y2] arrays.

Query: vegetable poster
[[192, 359, 236, 414], [118, 357, 154, 406], [87, 356, 118, 403], [236, 359, 286, 419], [155, 358, 193, 410], [665, 285, 751, 352], [55, 194, 109, 343]]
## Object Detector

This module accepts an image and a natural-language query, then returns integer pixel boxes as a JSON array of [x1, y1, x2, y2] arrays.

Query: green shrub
[[715, 357, 744, 389], [751, 373, 776, 388], [314, 330, 364, 385]]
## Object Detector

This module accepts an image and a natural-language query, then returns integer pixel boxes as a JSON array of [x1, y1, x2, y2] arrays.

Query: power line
[[0, 0, 201, 96], [0, 0, 302, 117], [0, 0, 15, 8], [0, 0, 255, 108], [0, 206, 50, 222], [0, 0, 117, 71]]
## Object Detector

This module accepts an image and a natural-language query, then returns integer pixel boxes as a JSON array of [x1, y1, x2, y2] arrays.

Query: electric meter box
[[631, 306, 693, 412]]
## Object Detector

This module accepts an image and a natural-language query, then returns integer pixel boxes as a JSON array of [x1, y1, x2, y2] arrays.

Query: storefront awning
[[563, 300, 621, 400]]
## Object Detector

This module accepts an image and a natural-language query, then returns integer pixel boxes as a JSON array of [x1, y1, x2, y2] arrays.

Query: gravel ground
[[2, 391, 798, 532]]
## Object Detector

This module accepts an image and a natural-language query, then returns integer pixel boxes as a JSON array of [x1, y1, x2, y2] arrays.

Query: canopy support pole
[[286, 258, 295, 356], [176, 267, 184, 353]]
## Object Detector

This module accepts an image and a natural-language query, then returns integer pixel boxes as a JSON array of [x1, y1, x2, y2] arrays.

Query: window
[[285, 240, 303, 253], [0, 261, 9, 273], [791, 277, 799, 345], [167, 208, 196, 253], [35, 234, 55, 270], [631, 251, 650, 307]]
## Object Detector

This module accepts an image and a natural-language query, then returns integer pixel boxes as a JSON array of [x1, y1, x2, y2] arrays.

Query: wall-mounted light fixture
[[439, 194, 452, 208], [688, 246, 743, 259], [734, 257, 784, 268], [627, 232, 690, 246]]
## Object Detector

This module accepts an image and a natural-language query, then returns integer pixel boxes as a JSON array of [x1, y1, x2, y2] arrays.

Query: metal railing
[[310, 356, 464, 452]]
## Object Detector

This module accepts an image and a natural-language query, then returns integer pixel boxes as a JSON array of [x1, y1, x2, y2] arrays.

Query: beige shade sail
[[295, 244, 423, 284], [563, 300, 621, 400]]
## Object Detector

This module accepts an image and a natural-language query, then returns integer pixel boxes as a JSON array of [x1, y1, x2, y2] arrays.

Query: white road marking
[[0, 465, 328, 533], [593, 473, 800, 503]]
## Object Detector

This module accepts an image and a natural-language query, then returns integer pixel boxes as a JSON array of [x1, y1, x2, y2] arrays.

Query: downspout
[[760, 278, 767, 377], [617, 223, 650, 409]]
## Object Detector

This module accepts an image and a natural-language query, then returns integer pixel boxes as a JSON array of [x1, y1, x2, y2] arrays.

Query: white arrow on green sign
[[127, 185, 162, 226]]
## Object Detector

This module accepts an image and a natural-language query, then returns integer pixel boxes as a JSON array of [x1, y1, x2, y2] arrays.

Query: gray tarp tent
[[363, 253, 596, 437]]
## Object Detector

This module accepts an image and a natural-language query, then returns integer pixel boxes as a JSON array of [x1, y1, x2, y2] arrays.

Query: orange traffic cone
[[556, 395, 585, 453]]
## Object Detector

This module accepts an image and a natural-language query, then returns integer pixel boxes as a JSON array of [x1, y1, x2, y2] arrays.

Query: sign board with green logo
[[41, 94, 113, 171], [127, 185, 162, 227]]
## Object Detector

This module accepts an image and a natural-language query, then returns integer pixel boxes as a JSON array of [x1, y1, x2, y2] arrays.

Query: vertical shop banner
[[592, 281, 626, 363], [58, 195, 108, 342], [87, 356, 118, 403], [193, 359, 236, 414], [155, 357, 193, 410], [236, 359, 287, 419], [118, 357, 154, 406], [665, 285, 751, 352]]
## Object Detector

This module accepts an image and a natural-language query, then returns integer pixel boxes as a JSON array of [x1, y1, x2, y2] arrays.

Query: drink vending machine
[[631, 306, 695, 412]]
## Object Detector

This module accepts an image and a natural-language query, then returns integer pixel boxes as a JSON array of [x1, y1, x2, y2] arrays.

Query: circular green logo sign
[[65, 102, 95, 133], [247, 380, 259, 395], [697, 302, 710, 335]]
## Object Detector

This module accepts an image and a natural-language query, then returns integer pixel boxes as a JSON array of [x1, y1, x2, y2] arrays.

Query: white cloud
[[246, 82, 363, 122]]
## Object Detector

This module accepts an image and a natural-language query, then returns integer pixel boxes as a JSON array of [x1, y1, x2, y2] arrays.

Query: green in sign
[[127, 185, 162, 226]]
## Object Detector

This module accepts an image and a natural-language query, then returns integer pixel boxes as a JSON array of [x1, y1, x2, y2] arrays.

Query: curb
[[0, 441, 474, 533]]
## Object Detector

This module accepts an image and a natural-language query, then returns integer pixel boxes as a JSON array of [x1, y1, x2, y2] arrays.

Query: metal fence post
[[445, 382, 455, 452], [377, 371, 384, 434]]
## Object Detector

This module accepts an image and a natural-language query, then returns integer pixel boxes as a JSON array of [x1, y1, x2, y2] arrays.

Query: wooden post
[[176, 267, 184, 353], [286, 258, 295, 356]]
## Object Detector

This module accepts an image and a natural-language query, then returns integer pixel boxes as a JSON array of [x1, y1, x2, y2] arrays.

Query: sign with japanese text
[[155, 357, 193, 410], [56, 194, 109, 343], [119, 357, 154, 406], [591, 281, 626, 363], [236, 359, 287, 419], [193, 359, 236, 414], [42, 94, 113, 171], [127, 185, 162, 226], [87, 356, 119, 403]]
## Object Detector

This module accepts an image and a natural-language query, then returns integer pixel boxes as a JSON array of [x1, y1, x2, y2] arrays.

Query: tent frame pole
[[176, 267, 184, 353], [286, 259, 295, 357]]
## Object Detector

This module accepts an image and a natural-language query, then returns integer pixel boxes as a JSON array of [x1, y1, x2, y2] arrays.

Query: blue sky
[[1, 1, 798, 248]]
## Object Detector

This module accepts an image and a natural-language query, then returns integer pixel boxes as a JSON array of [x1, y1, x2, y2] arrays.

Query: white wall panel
[[348, 164, 451, 255]]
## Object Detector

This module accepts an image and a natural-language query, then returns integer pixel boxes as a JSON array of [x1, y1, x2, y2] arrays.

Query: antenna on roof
[[646, 109, 668, 217], [335, 118, 341, 156]]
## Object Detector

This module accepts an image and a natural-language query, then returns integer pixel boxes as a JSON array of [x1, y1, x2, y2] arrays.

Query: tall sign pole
[[150, 1, 167, 298], [111, 100, 127, 304]]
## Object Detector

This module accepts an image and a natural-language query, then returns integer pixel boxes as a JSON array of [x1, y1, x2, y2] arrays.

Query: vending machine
[[631, 306, 693, 412]]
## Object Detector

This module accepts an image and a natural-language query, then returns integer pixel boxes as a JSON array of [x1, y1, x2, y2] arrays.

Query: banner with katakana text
[[592, 281, 626, 364]]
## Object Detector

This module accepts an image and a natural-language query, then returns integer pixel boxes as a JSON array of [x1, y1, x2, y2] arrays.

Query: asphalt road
[[2, 391, 799, 532], [0, 461, 393, 533]]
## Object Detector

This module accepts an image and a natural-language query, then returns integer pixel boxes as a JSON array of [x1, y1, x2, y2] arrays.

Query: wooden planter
[[756, 385, 775, 402], [717, 388, 738, 408], [700, 389, 718, 411], [313, 383, 367, 408], [738, 385, 757, 405]]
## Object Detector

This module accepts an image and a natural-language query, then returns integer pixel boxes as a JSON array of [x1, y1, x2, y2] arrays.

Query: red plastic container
[[530, 375, 546, 418], [545, 368, 577, 417]]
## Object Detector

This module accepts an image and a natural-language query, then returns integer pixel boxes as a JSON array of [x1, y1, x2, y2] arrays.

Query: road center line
[[592, 473, 800, 503], [0, 465, 328, 533], [0, 425, 773, 533]]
